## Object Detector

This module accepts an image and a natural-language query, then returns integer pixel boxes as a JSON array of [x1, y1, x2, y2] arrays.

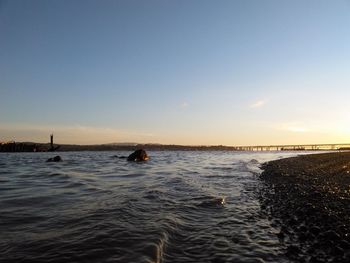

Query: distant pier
[[233, 143, 350, 151]]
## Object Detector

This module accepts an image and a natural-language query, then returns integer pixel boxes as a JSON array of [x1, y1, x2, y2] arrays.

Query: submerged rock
[[198, 197, 226, 208], [46, 156, 62, 162]]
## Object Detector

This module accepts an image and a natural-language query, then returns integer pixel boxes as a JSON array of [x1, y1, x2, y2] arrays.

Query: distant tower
[[50, 134, 54, 149]]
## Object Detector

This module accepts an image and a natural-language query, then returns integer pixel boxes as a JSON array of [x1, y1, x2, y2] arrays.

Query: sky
[[1, 0, 350, 146]]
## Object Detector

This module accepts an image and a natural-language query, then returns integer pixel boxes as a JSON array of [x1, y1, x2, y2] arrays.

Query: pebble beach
[[260, 152, 350, 262]]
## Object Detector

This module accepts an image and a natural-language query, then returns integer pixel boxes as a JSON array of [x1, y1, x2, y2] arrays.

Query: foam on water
[[0, 151, 310, 262]]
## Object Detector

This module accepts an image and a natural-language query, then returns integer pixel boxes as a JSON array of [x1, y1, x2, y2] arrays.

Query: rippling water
[[0, 151, 307, 262]]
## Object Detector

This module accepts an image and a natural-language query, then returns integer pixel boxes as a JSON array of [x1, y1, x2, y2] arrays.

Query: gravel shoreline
[[260, 152, 350, 262]]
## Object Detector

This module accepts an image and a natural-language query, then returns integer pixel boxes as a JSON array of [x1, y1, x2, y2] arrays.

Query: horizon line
[[2, 140, 350, 148]]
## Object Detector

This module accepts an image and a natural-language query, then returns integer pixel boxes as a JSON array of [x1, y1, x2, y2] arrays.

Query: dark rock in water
[[198, 197, 226, 208], [112, 150, 149, 161], [46, 156, 62, 162], [112, 155, 127, 159], [111, 155, 127, 159], [127, 149, 149, 161]]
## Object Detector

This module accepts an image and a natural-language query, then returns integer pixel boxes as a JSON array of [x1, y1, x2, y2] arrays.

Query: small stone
[[310, 226, 321, 236], [286, 245, 301, 257], [309, 256, 323, 263], [277, 231, 284, 240], [330, 246, 344, 257], [339, 240, 350, 250]]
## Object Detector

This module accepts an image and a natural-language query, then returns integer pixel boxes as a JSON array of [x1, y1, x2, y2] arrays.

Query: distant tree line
[[0, 142, 241, 152]]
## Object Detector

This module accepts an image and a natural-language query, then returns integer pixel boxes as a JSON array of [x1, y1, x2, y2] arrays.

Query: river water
[[0, 151, 308, 262]]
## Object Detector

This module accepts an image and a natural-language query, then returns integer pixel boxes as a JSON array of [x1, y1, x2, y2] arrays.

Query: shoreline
[[260, 152, 350, 262]]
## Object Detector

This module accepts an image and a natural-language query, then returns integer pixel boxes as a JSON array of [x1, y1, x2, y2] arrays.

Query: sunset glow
[[1, 0, 350, 146]]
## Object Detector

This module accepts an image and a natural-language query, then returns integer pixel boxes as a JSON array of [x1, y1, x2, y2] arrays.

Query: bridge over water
[[234, 143, 350, 151]]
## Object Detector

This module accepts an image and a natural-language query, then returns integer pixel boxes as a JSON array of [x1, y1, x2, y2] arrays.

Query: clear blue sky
[[1, 0, 350, 145]]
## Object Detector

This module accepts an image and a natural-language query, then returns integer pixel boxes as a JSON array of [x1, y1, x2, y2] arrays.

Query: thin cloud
[[250, 100, 266, 108], [285, 126, 308, 133], [180, 101, 189, 109], [278, 122, 309, 133]]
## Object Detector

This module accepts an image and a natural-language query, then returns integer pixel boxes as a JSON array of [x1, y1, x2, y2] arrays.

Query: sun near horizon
[[1, 0, 350, 146]]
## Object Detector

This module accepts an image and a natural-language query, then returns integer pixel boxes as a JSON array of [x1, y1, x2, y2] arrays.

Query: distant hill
[[102, 142, 138, 146], [56, 143, 239, 151], [0, 141, 239, 152]]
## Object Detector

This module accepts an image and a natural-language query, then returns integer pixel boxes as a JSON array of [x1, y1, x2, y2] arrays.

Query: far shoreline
[[1, 141, 350, 152]]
